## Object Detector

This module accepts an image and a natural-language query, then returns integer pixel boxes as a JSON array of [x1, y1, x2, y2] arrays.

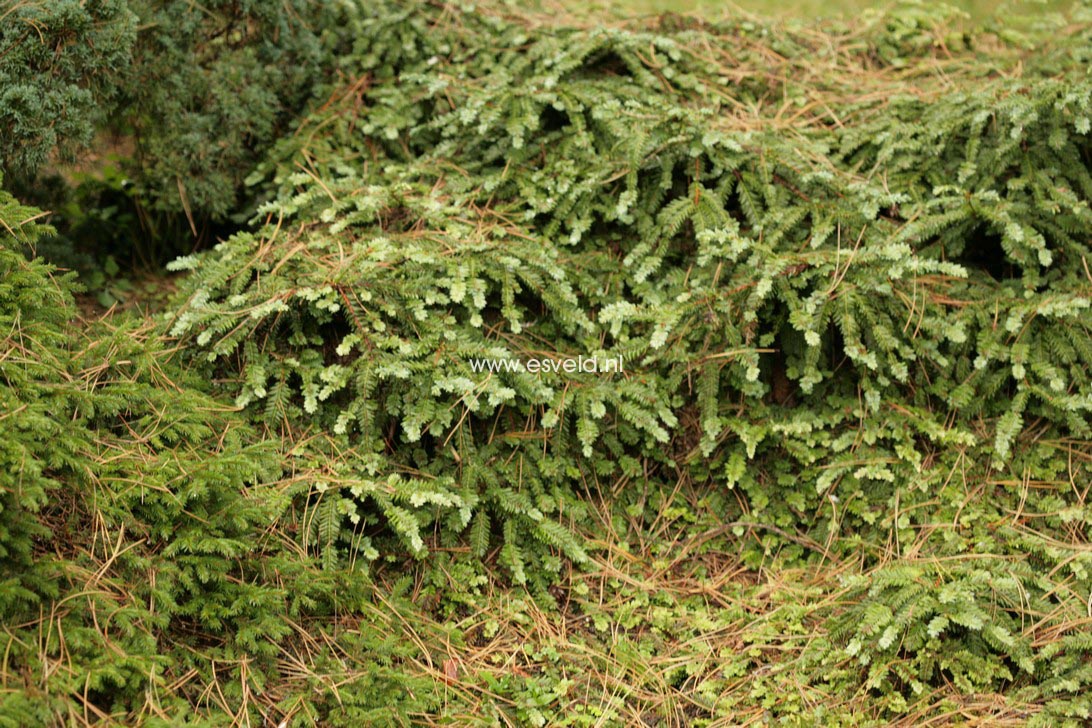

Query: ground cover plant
[[2, 0, 1092, 725]]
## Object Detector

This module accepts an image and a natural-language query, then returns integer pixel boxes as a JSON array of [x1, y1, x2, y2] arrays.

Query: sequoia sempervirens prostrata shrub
[[1, 0, 1090, 723], [168, 2, 1092, 586]]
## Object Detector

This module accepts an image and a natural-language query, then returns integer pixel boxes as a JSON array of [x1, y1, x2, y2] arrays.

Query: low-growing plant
[[2, 185, 340, 723], [168, 0, 1090, 580], [4, 1, 1092, 724]]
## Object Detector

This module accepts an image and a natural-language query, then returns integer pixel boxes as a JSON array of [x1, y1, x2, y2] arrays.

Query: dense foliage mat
[[172, 0, 1092, 580], [0, 186, 448, 724], [4, 0, 1092, 724]]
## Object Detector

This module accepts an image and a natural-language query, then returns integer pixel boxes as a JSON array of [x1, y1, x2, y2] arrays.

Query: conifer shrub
[[1, 0, 338, 224], [6, 0, 1092, 722], [1, 185, 329, 723], [122, 0, 334, 219], [0, 0, 136, 175], [834, 554, 1092, 722], [168, 0, 1091, 586]]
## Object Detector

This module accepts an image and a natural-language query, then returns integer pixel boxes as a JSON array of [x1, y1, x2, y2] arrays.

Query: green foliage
[[170, 0, 1090, 581], [1, 0, 338, 224], [0, 0, 136, 175], [0, 186, 72, 612], [836, 554, 1092, 720], [123, 0, 334, 219], [2, 181, 452, 725], [4, 0, 1092, 724], [1, 187, 286, 722]]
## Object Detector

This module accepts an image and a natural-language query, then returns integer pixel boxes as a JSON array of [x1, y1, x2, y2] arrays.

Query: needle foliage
[[171, 0, 1091, 576], [3, 0, 1092, 724]]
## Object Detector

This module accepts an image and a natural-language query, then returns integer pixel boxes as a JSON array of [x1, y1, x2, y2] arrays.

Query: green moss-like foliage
[[163, 4, 1092, 717], [2, 186, 288, 722], [2, 178, 448, 724]]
